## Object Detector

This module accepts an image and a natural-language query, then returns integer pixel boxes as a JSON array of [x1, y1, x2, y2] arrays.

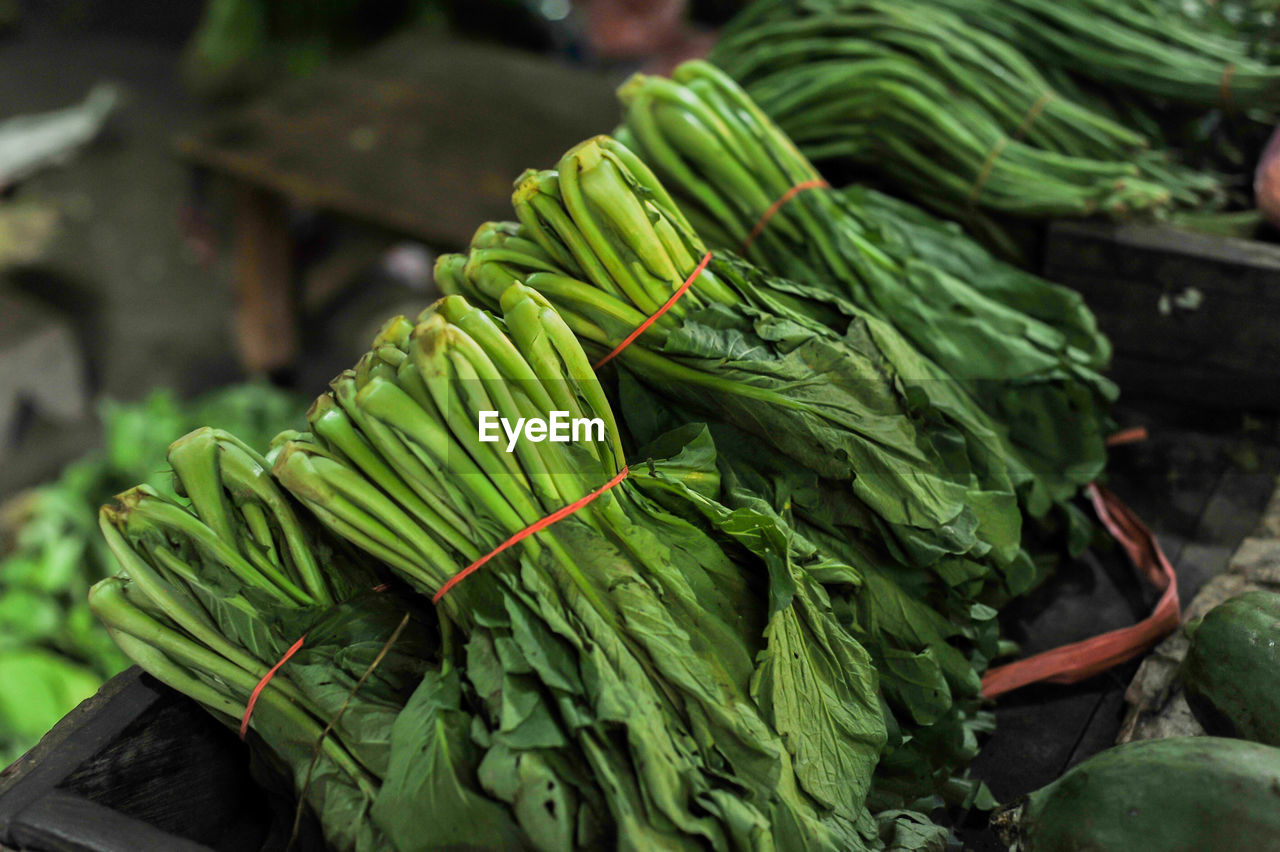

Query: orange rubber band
[[240, 633, 307, 738], [967, 92, 1055, 205], [968, 137, 1010, 204], [742, 179, 829, 250], [980, 483, 1181, 698], [1106, 426, 1149, 447], [240, 582, 393, 736], [432, 465, 631, 603], [592, 251, 712, 369]]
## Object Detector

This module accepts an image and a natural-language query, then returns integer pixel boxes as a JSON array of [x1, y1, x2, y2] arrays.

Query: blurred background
[[0, 0, 735, 764]]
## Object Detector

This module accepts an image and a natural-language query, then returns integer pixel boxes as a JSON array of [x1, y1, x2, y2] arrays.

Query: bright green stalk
[[328, 371, 474, 539], [204, 431, 334, 604], [90, 578, 380, 796], [109, 483, 311, 606], [354, 372, 540, 536], [99, 506, 273, 681], [271, 440, 455, 589], [308, 394, 479, 562]]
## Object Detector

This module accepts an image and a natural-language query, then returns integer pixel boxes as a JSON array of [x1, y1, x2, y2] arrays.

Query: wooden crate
[[1043, 220, 1280, 410], [0, 669, 315, 852]]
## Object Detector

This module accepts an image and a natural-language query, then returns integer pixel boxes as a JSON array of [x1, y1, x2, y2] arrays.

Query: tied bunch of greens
[[440, 135, 1029, 597], [924, 0, 1280, 119], [268, 293, 921, 849], [439, 137, 1016, 805], [1169, 0, 1280, 62], [613, 61, 1116, 527], [901, 0, 1280, 181], [89, 427, 435, 851], [0, 383, 301, 764], [707, 0, 1225, 238]]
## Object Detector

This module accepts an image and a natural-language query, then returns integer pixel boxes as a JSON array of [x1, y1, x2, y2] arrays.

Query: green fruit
[[1182, 590, 1280, 745], [996, 737, 1280, 851]]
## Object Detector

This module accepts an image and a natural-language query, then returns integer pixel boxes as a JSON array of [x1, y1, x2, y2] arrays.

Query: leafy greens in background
[[0, 382, 302, 763]]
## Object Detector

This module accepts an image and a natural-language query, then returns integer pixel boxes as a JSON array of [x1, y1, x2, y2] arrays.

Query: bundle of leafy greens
[[1161, 0, 1280, 63], [440, 135, 1028, 595], [89, 426, 441, 851], [438, 137, 1017, 805], [706, 0, 1225, 243], [901, 0, 1280, 182], [611, 61, 1117, 527], [920, 0, 1280, 119], [0, 383, 301, 764], [267, 293, 941, 849]]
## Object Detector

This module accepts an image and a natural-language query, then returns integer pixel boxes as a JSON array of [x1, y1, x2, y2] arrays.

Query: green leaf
[[371, 668, 529, 851], [751, 592, 886, 821]]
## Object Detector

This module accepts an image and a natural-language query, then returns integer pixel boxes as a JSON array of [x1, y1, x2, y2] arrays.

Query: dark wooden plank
[[174, 34, 624, 249], [968, 676, 1124, 801], [1103, 358, 1270, 412], [1, 669, 281, 852], [1043, 220, 1280, 409], [0, 670, 161, 832], [58, 688, 271, 850], [9, 791, 210, 852], [1060, 682, 1132, 773]]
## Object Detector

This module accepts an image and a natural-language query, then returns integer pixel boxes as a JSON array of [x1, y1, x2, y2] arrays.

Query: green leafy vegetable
[[0, 382, 302, 763], [613, 61, 1117, 521], [91, 426, 436, 851], [706, 0, 1225, 245], [439, 135, 1005, 807], [269, 292, 898, 849]]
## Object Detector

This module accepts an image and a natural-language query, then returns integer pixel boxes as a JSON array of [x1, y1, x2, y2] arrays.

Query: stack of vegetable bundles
[[443, 136, 1022, 799], [609, 61, 1116, 525], [708, 0, 1228, 244], [95, 296, 963, 849], [91, 62, 1121, 852]]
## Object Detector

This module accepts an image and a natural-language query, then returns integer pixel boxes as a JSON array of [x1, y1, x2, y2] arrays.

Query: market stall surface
[[955, 399, 1280, 848]]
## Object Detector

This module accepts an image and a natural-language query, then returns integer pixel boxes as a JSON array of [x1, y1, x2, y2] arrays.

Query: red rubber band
[[742, 179, 828, 251], [980, 483, 1180, 697], [1106, 426, 1149, 447], [239, 582, 394, 737], [592, 252, 712, 370], [432, 465, 631, 603], [435, 252, 709, 601], [240, 633, 307, 738]]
